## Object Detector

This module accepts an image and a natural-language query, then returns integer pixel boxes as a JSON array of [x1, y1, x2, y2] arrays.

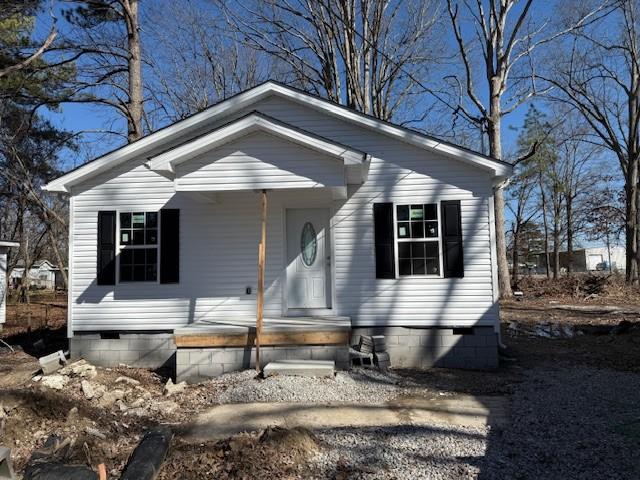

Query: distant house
[[43, 81, 512, 382], [10, 260, 62, 289], [535, 246, 626, 273]]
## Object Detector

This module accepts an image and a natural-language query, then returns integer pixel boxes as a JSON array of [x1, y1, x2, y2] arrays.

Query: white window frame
[[116, 210, 161, 284], [393, 201, 444, 278]]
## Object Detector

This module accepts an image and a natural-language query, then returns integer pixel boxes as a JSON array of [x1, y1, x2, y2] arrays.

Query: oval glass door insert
[[300, 222, 317, 266]]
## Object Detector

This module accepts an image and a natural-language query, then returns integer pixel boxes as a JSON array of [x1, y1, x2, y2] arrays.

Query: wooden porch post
[[256, 189, 267, 372]]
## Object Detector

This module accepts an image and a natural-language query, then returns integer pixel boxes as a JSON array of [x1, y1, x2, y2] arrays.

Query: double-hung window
[[118, 212, 158, 282], [395, 204, 440, 276]]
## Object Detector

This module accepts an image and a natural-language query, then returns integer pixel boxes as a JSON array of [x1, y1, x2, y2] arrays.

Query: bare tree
[[219, 0, 445, 123], [144, 1, 274, 123], [542, 0, 640, 283], [62, 0, 144, 142], [445, 0, 610, 297]]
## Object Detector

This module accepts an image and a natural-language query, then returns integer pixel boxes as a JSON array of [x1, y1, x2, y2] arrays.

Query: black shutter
[[160, 209, 179, 284], [97, 211, 116, 285], [373, 203, 396, 279], [441, 200, 464, 278]]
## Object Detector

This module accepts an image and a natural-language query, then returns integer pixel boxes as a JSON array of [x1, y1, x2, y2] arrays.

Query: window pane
[[398, 242, 410, 259], [425, 242, 439, 258], [411, 221, 424, 238], [397, 222, 410, 238], [133, 265, 146, 281], [424, 204, 437, 220], [426, 258, 440, 275], [425, 221, 438, 237], [399, 259, 411, 276], [410, 242, 425, 258], [132, 230, 144, 245], [132, 212, 145, 228], [146, 212, 158, 228], [121, 249, 133, 265], [410, 205, 424, 220], [396, 205, 409, 221], [146, 229, 158, 245], [120, 230, 131, 245], [146, 248, 157, 263], [133, 248, 146, 264], [120, 212, 131, 228], [146, 264, 157, 281], [412, 258, 426, 275], [120, 265, 132, 282]]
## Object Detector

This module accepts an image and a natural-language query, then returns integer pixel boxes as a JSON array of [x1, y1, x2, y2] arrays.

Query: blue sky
[[35, 0, 533, 171]]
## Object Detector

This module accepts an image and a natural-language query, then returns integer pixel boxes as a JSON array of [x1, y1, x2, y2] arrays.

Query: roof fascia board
[[147, 113, 365, 173]]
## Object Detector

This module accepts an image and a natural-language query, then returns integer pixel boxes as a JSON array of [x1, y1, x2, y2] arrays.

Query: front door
[[286, 208, 331, 310]]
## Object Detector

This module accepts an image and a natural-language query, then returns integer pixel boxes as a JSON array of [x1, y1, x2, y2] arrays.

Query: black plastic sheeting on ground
[[120, 426, 173, 480]]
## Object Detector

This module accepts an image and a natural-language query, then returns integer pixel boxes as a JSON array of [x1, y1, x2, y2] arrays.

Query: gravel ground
[[311, 425, 487, 480], [478, 365, 640, 480], [215, 367, 426, 404]]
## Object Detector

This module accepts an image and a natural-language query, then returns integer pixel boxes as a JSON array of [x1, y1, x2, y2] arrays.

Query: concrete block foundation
[[351, 326, 498, 370], [70, 325, 498, 383], [176, 345, 350, 384]]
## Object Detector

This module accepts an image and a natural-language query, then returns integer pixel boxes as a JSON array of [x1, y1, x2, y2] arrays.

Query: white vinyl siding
[[175, 131, 345, 191], [68, 95, 498, 332]]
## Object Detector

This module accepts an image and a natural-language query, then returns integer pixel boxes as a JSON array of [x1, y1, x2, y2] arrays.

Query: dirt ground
[[1, 280, 639, 478]]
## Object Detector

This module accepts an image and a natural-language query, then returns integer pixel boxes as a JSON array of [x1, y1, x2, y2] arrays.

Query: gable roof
[[147, 111, 367, 174], [43, 81, 512, 193]]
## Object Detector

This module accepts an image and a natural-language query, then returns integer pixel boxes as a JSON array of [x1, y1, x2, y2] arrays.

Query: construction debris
[[120, 427, 172, 480], [23, 435, 98, 480], [352, 335, 390, 370], [38, 351, 67, 376], [58, 360, 97, 379], [162, 379, 186, 396], [40, 375, 68, 391]]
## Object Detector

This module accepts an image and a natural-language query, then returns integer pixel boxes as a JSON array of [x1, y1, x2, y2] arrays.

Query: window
[[119, 212, 158, 282], [395, 204, 440, 276]]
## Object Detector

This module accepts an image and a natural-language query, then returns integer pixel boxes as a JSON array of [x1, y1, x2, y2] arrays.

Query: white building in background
[[10, 259, 61, 289], [536, 246, 626, 273]]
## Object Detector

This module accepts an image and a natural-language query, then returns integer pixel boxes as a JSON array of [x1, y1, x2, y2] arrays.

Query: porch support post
[[256, 189, 267, 372]]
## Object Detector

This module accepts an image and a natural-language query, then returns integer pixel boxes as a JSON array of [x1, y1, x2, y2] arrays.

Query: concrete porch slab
[[263, 360, 335, 378]]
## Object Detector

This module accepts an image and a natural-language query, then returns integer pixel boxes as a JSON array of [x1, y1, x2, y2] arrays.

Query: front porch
[[174, 316, 352, 383]]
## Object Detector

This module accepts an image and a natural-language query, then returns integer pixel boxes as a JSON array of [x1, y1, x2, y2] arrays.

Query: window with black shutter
[[441, 200, 464, 278], [160, 209, 179, 284], [118, 212, 158, 282], [97, 211, 116, 285], [373, 203, 396, 278]]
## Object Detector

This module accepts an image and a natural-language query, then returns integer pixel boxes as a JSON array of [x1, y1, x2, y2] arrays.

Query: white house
[[10, 260, 59, 290], [44, 82, 512, 382]]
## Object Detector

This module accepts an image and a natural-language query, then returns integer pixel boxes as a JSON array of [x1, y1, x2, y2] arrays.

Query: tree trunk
[[539, 175, 551, 278], [512, 223, 520, 286], [553, 220, 560, 279], [626, 158, 639, 284], [487, 96, 512, 298], [125, 0, 143, 143], [566, 194, 573, 275], [47, 227, 67, 289]]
